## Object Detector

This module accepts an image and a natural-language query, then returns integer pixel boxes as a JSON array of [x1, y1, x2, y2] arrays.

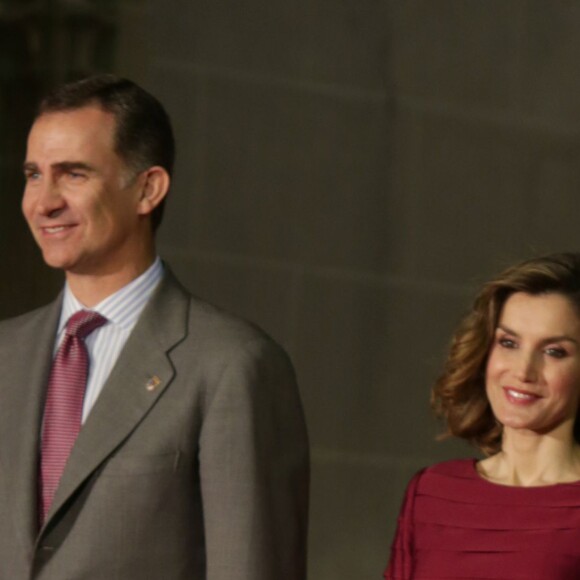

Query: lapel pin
[[145, 375, 161, 392]]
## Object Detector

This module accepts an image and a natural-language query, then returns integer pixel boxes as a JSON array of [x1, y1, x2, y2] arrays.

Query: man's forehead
[[27, 106, 117, 151], [36, 102, 112, 120], [31, 106, 116, 136]]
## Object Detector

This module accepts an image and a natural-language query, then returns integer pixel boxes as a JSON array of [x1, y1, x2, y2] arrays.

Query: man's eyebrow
[[53, 161, 96, 172], [23, 161, 96, 174]]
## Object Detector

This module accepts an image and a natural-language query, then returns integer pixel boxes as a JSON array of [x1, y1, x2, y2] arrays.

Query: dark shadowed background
[[2, 1, 580, 578]]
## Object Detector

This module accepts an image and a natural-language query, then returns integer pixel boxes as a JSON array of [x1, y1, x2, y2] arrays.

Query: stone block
[[116, 2, 155, 85], [309, 455, 426, 580], [527, 144, 580, 252], [390, 0, 521, 109], [292, 271, 475, 457], [518, 3, 580, 129], [158, 249, 299, 349], [188, 76, 396, 273], [393, 108, 536, 284], [151, 0, 390, 88], [149, 66, 205, 249]]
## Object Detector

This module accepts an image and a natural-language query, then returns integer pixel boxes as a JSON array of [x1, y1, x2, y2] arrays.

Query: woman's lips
[[503, 386, 541, 405]]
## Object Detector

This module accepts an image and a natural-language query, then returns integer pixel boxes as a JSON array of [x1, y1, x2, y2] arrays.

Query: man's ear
[[136, 166, 170, 216]]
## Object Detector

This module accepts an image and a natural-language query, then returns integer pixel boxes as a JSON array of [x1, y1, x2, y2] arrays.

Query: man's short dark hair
[[37, 74, 175, 231]]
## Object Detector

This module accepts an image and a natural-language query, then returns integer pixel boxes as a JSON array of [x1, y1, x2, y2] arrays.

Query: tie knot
[[65, 310, 107, 339]]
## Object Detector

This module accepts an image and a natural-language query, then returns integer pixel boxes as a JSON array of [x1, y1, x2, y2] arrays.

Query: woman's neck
[[478, 427, 580, 487]]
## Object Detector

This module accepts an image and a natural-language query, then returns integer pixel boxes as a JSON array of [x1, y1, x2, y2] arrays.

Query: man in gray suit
[[0, 75, 309, 579]]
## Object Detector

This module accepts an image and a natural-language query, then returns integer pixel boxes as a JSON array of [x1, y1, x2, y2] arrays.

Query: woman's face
[[485, 292, 580, 438]]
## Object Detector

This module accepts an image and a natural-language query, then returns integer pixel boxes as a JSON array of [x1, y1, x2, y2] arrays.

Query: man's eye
[[24, 171, 40, 181], [63, 171, 89, 183]]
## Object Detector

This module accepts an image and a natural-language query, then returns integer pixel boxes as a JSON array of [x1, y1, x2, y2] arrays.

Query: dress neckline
[[471, 458, 580, 489]]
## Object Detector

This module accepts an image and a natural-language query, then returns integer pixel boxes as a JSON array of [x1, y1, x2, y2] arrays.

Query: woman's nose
[[515, 351, 539, 383]]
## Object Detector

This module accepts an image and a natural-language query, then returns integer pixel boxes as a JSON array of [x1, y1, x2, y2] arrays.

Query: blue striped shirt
[[56, 257, 164, 423]]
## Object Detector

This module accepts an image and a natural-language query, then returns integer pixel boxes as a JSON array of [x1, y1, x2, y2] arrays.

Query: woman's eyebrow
[[497, 324, 578, 345]]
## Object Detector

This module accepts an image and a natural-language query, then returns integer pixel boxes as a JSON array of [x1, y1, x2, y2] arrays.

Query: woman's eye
[[498, 337, 517, 349], [545, 347, 567, 359]]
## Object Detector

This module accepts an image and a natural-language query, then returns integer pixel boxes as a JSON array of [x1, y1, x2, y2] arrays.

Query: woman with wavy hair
[[385, 252, 580, 579]]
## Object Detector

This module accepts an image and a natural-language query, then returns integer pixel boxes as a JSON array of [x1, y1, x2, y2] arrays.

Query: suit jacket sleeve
[[199, 335, 309, 580]]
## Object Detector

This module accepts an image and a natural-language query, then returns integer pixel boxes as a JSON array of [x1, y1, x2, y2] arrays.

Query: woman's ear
[[136, 166, 170, 216]]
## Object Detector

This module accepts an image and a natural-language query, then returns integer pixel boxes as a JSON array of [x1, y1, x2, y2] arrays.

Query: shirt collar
[[58, 257, 164, 334]]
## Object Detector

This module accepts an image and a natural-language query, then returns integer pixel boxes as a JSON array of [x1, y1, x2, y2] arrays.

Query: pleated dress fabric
[[384, 459, 580, 579]]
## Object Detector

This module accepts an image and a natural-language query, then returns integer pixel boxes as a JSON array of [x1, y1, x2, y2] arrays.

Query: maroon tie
[[39, 309, 107, 525]]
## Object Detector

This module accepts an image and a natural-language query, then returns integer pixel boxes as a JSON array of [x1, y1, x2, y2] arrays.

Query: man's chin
[[40, 250, 78, 272]]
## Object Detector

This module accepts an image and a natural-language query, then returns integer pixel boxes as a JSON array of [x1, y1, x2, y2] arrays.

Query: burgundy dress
[[384, 459, 580, 579]]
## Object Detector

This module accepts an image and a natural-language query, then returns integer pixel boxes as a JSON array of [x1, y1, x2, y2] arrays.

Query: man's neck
[[65, 256, 157, 307]]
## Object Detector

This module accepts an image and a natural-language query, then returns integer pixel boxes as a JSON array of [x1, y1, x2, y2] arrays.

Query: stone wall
[[117, 2, 580, 578], [4, 2, 579, 578]]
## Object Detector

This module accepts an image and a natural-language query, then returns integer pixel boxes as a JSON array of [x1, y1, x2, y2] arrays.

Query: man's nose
[[35, 179, 65, 216]]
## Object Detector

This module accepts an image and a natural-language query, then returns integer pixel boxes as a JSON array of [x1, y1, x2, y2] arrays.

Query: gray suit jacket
[[0, 270, 309, 579]]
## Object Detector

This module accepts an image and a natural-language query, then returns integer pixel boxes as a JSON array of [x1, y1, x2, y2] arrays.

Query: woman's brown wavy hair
[[431, 252, 580, 456]]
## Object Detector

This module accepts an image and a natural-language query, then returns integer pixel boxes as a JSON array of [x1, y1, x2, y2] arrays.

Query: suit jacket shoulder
[[0, 297, 61, 350], [157, 270, 300, 422]]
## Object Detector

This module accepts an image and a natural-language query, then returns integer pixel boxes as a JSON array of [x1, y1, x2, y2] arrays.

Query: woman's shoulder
[[423, 458, 478, 478], [401, 459, 478, 494], [405, 458, 479, 496]]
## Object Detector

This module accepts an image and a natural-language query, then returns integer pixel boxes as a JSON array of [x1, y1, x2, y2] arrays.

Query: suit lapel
[[0, 299, 61, 551], [42, 272, 189, 528]]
